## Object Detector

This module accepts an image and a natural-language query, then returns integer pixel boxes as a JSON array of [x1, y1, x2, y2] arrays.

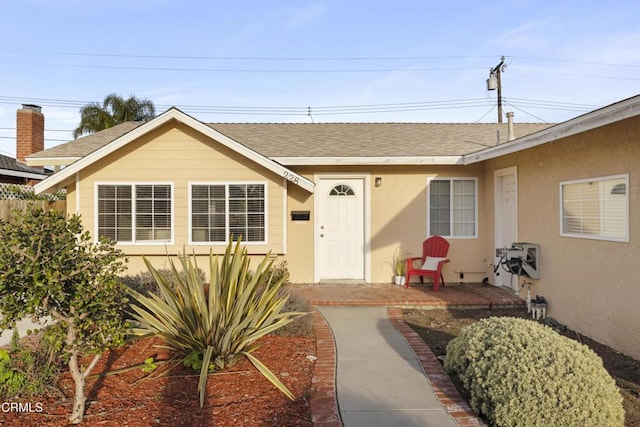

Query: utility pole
[[486, 56, 506, 123]]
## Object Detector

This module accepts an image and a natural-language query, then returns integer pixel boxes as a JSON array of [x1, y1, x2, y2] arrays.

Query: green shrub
[[119, 271, 160, 296], [270, 289, 313, 337], [444, 317, 624, 427], [119, 267, 206, 297], [0, 207, 129, 424], [128, 239, 307, 407], [265, 260, 291, 286], [259, 260, 312, 337], [0, 330, 60, 399]]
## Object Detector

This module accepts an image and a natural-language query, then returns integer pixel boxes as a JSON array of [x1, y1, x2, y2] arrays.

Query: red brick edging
[[387, 307, 487, 427], [310, 309, 343, 427]]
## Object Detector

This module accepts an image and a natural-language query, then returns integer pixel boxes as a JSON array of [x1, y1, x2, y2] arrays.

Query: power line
[[0, 60, 485, 74], [504, 102, 549, 123], [505, 98, 598, 112], [3, 50, 640, 69], [0, 95, 601, 116], [0, 49, 498, 62], [0, 127, 74, 132], [512, 56, 640, 69], [0, 136, 69, 142], [474, 107, 496, 123], [511, 67, 640, 82]]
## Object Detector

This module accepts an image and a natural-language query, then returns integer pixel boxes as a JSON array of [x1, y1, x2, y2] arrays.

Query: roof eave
[[0, 168, 48, 180], [272, 156, 464, 166]]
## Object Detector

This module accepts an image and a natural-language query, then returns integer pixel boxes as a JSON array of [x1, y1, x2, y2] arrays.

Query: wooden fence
[[0, 200, 66, 221]]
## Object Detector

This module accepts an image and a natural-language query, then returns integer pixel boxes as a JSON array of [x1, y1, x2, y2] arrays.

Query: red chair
[[405, 236, 450, 291]]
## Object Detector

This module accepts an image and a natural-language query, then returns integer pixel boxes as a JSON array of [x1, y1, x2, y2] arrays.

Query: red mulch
[[0, 336, 315, 426]]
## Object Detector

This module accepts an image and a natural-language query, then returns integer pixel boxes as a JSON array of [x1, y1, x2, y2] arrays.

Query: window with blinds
[[135, 185, 172, 241], [97, 184, 172, 243], [191, 183, 266, 243], [98, 185, 132, 242], [428, 178, 477, 238], [561, 175, 628, 241]]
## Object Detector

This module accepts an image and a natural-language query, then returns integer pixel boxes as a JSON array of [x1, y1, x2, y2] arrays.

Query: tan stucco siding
[[368, 165, 488, 284], [284, 165, 489, 284], [483, 116, 640, 359], [74, 121, 285, 272]]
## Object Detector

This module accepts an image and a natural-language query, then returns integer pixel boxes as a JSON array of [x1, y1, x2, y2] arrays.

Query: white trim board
[[272, 156, 464, 165]]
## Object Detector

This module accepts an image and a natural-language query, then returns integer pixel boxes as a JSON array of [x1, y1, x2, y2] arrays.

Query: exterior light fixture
[[375, 177, 382, 187]]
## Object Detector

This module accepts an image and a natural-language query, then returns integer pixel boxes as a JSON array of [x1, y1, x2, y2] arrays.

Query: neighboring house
[[26, 94, 640, 360], [0, 154, 48, 184], [0, 104, 50, 185]]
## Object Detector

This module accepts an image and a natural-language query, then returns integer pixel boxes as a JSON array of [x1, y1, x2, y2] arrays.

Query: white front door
[[316, 178, 365, 280], [494, 167, 518, 288]]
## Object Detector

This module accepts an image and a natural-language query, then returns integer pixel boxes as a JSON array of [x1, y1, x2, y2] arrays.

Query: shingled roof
[[27, 120, 552, 162], [211, 122, 552, 158], [0, 153, 49, 179], [27, 121, 144, 160]]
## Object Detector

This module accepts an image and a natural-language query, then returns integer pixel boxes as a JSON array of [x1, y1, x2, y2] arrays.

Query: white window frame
[[427, 177, 478, 239], [94, 182, 175, 245], [560, 174, 629, 242], [188, 181, 268, 245]]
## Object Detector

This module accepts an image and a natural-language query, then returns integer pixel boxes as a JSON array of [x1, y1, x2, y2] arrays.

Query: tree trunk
[[50, 311, 103, 424], [68, 351, 86, 424]]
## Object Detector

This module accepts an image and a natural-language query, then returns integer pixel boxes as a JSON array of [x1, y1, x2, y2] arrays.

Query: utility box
[[486, 75, 498, 91], [495, 242, 540, 279]]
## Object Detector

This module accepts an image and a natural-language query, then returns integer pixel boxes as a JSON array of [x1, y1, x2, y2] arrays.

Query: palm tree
[[73, 93, 156, 138]]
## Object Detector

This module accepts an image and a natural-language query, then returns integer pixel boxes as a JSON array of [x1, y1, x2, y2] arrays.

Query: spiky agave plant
[[127, 239, 307, 407]]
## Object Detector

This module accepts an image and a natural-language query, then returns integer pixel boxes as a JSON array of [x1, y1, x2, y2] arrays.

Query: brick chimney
[[16, 104, 44, 164]]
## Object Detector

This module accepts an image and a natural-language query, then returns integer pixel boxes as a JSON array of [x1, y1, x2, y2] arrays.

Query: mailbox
[[291, 211, 310, 221]]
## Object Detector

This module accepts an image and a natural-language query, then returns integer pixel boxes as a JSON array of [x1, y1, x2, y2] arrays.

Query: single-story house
[[0, 154, 48, 185], [27, 94, 640, 360]]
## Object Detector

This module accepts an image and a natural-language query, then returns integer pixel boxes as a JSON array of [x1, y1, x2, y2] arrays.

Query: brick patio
[[292, 281, 524, 308], [294, 282, 522, 427]]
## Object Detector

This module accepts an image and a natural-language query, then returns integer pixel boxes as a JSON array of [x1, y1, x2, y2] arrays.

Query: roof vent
[[506, 112, 515, 141]]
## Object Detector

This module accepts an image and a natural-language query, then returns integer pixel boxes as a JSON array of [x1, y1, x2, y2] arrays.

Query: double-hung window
[[428, 178, 477, 238], [560, 174, 628, 241], [190, 183, 266, 244], [97, 183, 172, 243]]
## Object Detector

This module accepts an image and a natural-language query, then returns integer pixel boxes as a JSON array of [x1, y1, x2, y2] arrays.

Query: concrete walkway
[[318, 306, 458, 427]]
